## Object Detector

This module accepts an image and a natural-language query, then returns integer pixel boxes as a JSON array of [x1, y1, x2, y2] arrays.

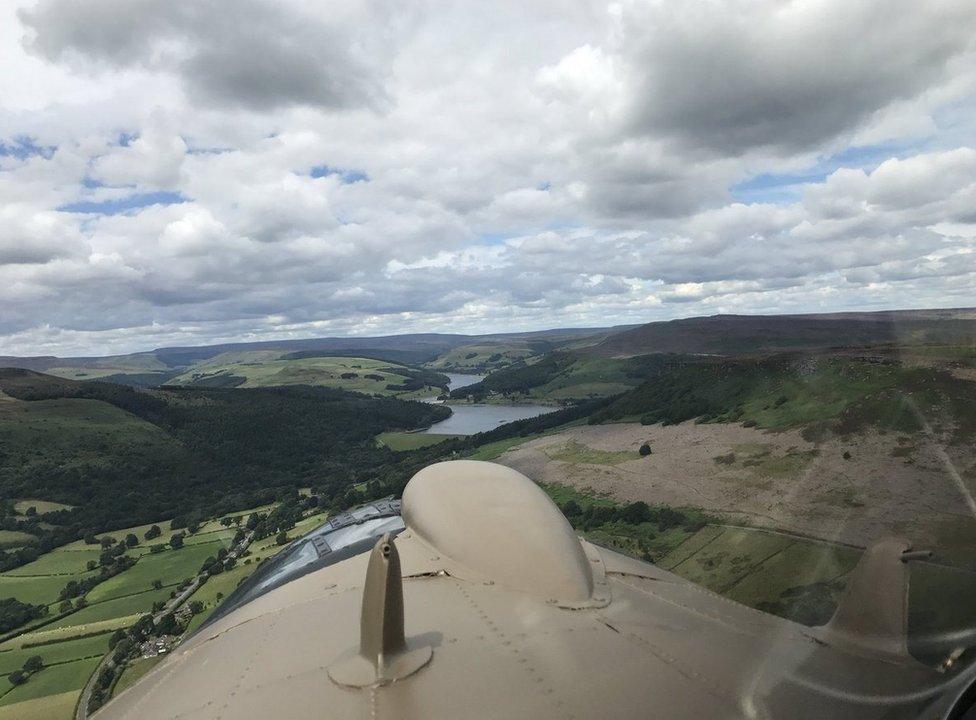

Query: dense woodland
[[0, 369, 449, 568]]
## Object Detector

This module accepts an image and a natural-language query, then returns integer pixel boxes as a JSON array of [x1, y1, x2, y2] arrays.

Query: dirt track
[[496, 421, 976, 549]]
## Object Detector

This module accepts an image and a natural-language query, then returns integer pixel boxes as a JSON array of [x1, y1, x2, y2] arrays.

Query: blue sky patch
[[0, 136, 56, 160], [730, 170, 827, 204], [310, 165, 369, 183], [731, 141, 916, 204], [58, 191, 187, 215]]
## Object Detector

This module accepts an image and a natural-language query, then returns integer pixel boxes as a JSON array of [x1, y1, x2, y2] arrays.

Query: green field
[[56, 519, 244, 556], [184, 528, 236, 547], [656, 523, 976, 649], [0, 689, 79, 720], [0, 500, 289, 716], [427, 341, 537, 372], [540, 481, 707, 561], [42, 587, 176, 632], [376, 431, 461, 451], [182, 514, 328, 634], [12, 500, 73, 516], [0, 530, 35, 549], [0, 656, 100, 707], [87, 540, 229, 603], [545, 440, 637, 466], [112, 655, 163, 697], [2, 619, 136, 650], [659, 525, 864, 624], [168, 355, 445, 396], [0, 572, 98, 607], [4, 547, 102, 578], [0, 632, 110, 675]]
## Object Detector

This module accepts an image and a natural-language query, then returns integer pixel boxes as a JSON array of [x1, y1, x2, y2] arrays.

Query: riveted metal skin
[[92, 461, 973, 720]]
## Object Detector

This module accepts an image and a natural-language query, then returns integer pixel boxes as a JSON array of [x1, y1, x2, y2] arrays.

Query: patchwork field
[[0, 656, 100, 706], [168, 355, 447, 397], [656, 523, 976, 660], [86, 541, 229, 603], [0, 501, 291, 719], [0, 572, 98, 607], [427, 341, 538, 372], [0, 633, 109, 676], [0, 688, 80, 720]]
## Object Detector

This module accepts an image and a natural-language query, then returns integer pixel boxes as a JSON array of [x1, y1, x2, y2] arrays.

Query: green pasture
[[43, 587, 175, 632], [168, 356, 443, 396], [12, 500, 73, 516], [658, 524, 860, 626], [0, 656, 100, 707], [0, 632, 110, 676], [4, 547, 101, 577], [0, 689, 80, 720], [87, 541, 228, 603], [4, 618, 138, 651], [0, 572, 97, 607], [427, 341, 535, 372]]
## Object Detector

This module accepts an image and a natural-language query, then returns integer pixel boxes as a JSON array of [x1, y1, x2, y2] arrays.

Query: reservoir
[[423, 372, 556, 435], [442, 373, 485, 391]]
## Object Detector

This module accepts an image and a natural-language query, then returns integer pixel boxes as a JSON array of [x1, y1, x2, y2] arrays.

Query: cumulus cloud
[[18, 0, 396, 111], [0, 0, 975, 355], [617, 0, 976, 154]]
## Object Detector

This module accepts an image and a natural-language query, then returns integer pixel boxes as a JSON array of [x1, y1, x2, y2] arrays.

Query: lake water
[[423, 372, 556, 435], [443, 373, 485, 391]]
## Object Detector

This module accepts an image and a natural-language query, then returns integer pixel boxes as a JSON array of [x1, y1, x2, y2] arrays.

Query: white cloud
[[0, 0, 974, 355]]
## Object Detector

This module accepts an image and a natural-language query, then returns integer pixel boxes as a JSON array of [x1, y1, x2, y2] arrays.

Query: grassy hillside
[[589, 353, 976, 441], [590, 308, 976, 358], [0, 326, 629, 388], [427, 340, 544, 373], [167, 355, 449, 396], [0, 369, 449, 554], [449, 352, 686, 403]]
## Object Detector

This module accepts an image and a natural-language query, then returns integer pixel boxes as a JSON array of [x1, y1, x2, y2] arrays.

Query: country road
[[74, 530, 254, 720]]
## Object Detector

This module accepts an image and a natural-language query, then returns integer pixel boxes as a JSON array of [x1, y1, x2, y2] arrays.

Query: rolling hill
[[0, 369, 450, 538], [589, 308, 976, 357], [0, 326, 632, 388]]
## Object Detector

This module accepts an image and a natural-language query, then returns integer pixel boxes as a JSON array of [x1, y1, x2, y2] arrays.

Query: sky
[[1, 0, 975, 357]]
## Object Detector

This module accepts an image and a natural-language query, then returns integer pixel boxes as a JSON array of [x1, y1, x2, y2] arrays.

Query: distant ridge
[[588, 308, 976, 357], [0, 325, 636, 372]]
